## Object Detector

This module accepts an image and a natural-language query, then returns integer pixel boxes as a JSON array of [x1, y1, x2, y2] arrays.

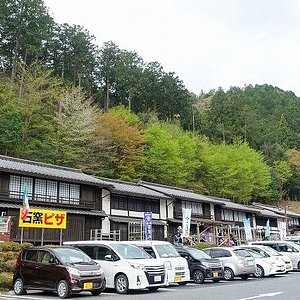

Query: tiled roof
[[95, 177, 171, 199], [252, 203, 300, 218], [109, 216, 166, 226], [0, 155, 113, 188], [0, 202, 107, 217], [139, 181, 224, 204]]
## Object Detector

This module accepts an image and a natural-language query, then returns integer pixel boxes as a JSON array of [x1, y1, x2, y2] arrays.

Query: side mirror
[[104, 254, 114, 261]]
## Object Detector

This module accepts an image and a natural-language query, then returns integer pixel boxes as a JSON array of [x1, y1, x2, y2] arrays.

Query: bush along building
[[0, 155, 300, 245]]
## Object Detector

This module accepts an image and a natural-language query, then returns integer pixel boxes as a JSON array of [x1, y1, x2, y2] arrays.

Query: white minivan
[[64, 241, 167, 294], [124, 240, 190, 285]]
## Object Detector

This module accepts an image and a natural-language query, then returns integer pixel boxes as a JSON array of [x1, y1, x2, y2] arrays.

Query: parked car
[[64, 241, 167, 294], [203, 247, 256, 280], [13, 245, 106, 299], [124, 240, 190, 285], [250, 241, 300, 270], [235, 246, 286, 278], [176, 246, 224, 283]]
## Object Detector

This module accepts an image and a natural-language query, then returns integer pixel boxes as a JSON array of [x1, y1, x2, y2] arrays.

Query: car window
[[77, 246, 95, 259], [53, 247, 92, 263], [211, 249, 227, 258], [233, 249, 252, 257], [187, 248, 212, 259], [279, 244, 298, 252], [24, 249, 38, 262], [40, 250, 55, 264], [142, 246, 157, 258], [112, 243, 151, 259], [246, 249, 264, 258], [155, 244, 180, 258], [95, 246, 116, 260], [249, 248, 269, 258]]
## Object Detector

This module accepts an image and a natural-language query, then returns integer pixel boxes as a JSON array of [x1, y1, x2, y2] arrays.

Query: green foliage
[[192, 242, 217, 249], [0, 242, 22, 252], [0, 272, 13, 290], [197, 141, 272, 204]]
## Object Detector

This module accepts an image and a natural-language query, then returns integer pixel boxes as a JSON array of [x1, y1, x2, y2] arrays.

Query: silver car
[[203, 247, 256, 280]]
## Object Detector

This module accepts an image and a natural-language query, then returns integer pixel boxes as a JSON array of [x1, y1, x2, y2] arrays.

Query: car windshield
[[112, 243, 151, 259], [261, 246, 281, 256], [156, 244, 180, 258], [246, 249, 264, 258], [53, 247, 93, 264], [186, 248, 211, 259]]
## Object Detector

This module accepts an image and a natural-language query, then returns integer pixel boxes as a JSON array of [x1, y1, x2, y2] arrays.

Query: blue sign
[[144, 212, 152, 240]]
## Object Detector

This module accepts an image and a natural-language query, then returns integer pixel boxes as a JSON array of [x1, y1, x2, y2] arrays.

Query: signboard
[[0, 216, 11, 234], [182, 208, 192, 237], [19, 208, 67, 229], [278, 221, 287, 241], [144, 212, 152, 240]]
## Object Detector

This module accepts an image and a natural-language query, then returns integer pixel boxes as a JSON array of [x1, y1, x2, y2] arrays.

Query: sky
[[43, 0, 300, 96]]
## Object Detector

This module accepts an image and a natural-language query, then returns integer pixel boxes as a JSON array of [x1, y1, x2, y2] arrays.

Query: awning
[[0, 202, 107, 217], [109, 216, 167, 226]]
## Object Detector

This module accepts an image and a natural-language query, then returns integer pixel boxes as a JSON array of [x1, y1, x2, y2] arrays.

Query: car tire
[[254, 265, 264, 278], [148, 287, 159, 292], [298, 261, 300, 270], [178, 281, 188, 285], [192, 269, 205, 284], [115, 274, 129, 294], [223, 268, 234, 280], [13, 278, 27, 295], [240, 274, 250, 280], [57, 280, 70, 299], [91, 290, 102, 296]]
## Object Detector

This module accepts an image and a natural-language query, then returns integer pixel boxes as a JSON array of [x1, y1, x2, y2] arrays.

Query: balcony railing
[[0, 190, 95, 209]]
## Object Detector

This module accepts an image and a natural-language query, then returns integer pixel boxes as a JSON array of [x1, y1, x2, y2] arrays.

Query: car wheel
[[298, 261, 300, 269], [148, 287, 159, 292], [57, 280, 70, 299], [192, 269, 205, 284], [254, 265, 265, 278], [13, 278, 27, 295], [91, 290, 102, 296], [240, 274, 250, 280], [178, 281, 188, 285], [115, 274, 129, 294], [223, 268, 234, 281]]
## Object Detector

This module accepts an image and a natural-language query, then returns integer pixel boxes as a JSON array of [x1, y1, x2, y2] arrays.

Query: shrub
[[2, 251, 18, 261], [20, 242, 33, 250], [3, 260, 16, 273], [0, 272, 13, 291], [192, 242, 217, 250], [0, 242, 22, 252]]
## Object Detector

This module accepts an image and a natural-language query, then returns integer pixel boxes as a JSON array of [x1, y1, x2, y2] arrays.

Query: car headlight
[[164, 261, 172, 270], [130, 263, 145, 270], [67, 266, 81, 277], [202, 261, 210, 268]]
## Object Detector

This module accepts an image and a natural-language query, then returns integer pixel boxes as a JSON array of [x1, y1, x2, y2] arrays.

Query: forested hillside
[[1, 0, 300, 205]]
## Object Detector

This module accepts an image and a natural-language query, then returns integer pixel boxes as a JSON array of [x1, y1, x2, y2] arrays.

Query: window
[[24, 249, 38, 262], [34, 179, 58, 203], [59, 182, 80, 205], [222, 209, 234, 221], [111, 194, 128, 210], [9, 175, 33, 200], [182, 201, 203, 215]]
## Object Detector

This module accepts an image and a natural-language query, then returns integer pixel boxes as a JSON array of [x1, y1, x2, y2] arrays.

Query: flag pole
[[20, 227, 23, 244]]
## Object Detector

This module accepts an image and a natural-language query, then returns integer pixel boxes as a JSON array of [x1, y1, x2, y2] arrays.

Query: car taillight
[[15, 255, 21, 268]]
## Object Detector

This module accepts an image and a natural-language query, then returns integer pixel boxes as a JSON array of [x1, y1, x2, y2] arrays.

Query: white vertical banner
[[278, 221, 287, 241], [182, 208, 192, 237], [243, 218, 253, 241]]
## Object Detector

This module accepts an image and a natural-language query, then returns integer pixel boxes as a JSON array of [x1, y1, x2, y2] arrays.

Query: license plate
[[154, 275, 161, 282], [83, 282, 93, 289], [174, 276, 182, 282], [213, 272, 218, 277]]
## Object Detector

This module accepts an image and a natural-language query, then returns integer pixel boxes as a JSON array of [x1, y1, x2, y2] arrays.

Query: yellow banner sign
[[19, 208, 67, 229]]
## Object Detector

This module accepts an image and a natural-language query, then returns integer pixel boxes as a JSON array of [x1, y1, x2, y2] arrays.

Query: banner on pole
[[19, 208, 67, 229], [243, 218, 253, 241], [144, 212, 152, 240], [182, 208, 192, 237]]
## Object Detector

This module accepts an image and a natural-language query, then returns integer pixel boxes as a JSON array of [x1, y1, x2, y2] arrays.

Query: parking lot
[[2, 271, 300, 300]]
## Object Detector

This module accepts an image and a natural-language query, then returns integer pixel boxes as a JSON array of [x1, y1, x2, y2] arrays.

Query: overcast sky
[[44, 0, 300, 96]]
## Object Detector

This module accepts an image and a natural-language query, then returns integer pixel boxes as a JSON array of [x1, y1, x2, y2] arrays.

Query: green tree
[[197, 141, 272, 204]]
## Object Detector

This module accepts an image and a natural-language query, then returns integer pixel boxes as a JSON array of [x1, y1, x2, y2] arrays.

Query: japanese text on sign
[[19, 208, 67, 229]]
